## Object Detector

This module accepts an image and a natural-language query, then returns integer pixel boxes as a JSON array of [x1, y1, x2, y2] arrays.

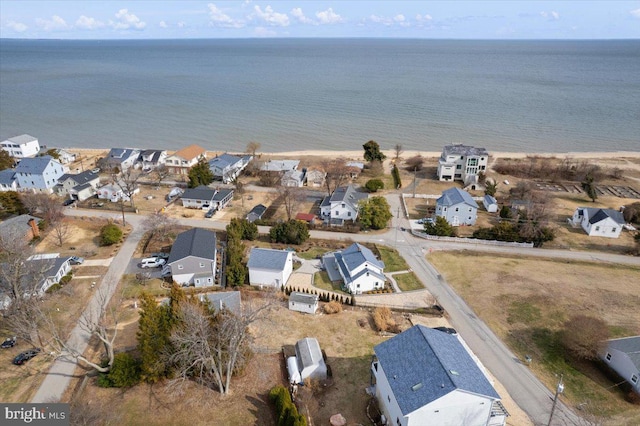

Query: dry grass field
[[427, 250, 640, 425]]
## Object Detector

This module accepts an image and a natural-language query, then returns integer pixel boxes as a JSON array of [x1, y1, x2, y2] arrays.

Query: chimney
[[28, 218, 39, 238]]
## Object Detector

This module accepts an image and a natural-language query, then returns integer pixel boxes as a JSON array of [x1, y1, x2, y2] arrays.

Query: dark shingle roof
[[289, 292, 318, 305], [0, 169, 16, 186], [329, 185, 368, 211], [585, 208, 625, 225], [339, 243, 384, 272], [437, 187, 478, 208], [209, 153, 242, 170], [374, 325, 500, 416], [60, 170, 98, 186], [15, 156, 56, 174], [168, 228, 217, 264], [181, 185, 216, 202], [607, 336, 640, 370], [199, 291, 241, 315], [212, 188, 233, 202], [247, 248, 291, 271], [442, 144, 488, 158]]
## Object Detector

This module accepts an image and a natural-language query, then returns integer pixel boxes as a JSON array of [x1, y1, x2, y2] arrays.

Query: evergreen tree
[[188, 158, 214, 188], [581, 172, 598, 202], [358, 196, 392, 230], [137, 292, 172, 383], [362, 140, 386, 163], [424, 216, 457, 237], [0, 150, 14, 171]]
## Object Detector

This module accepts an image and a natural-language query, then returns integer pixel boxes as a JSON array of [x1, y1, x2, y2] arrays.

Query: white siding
[[583, 217, 622, 238], [601, 347, 640, 393]]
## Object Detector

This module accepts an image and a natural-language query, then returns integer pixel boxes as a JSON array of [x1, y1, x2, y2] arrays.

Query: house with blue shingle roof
[[14, 155, 65, 193], [435, 187, 479, 226], [322, 243, 385, 294], [372, 325, 508, 426], [247, 247, 293, 288]]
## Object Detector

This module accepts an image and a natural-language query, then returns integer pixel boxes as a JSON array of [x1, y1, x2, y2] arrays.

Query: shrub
[[269, 220, 310, 245], [269, 385, 307, 426], [365, 179, 384, 193], [373, 307, 395, 332], [323, 301, 343, 314], [98, 352, 141, 388], [391, 164, 402, 189], [60, 272, 73, 285], [100, 223, 122, 246], [561, 315, 610, 361], [46, 283, 62, 294]]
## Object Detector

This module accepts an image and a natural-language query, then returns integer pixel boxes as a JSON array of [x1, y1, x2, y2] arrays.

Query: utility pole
[[413, 166, 417, 198], [547, 374, 564, 426]]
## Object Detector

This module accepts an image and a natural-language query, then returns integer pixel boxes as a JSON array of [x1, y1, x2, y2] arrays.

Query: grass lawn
[[313, 271, 348, 294], [121, 275, 171, 299], [375, 245, 409, 272], [428, 250, 640, 425], [394, 272, 425, 291], [297, 246, 329, 260]]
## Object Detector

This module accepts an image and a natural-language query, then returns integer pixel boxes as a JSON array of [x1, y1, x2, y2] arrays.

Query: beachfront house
[[322, 243, 385, 294], [600, 336, 640, 394], [288, 292, 318, 315], [246, 204, 267, 223], [54, 149, 77, 164], [56, 170, 100, 201], [166, 228, 218, 287], [103, 148, 141, 172], [571, 207, 625, 238], [165, 144, 207, 175], [97, 182, 139, 203], [247, 248, 294, 288], [14, 156, 66, 193], [320, 185, 368, 225], [180, 185, 234, 211], [281, 170, 306, 187], [1, 134, 40, 159], [305, 168, 326, 188], [208, 153, 252, 183], [0, 169, 18, 192], [138, 149, 167, 172], [435, 187, 479, 226], [437, 144, 489, 186], [372, 325, 508, 426], [260, 159, 300, 172], [345, 162, 364, 179]]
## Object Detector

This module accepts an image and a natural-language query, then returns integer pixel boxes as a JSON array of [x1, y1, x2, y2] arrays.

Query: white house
[[208, 153, 252, 183], [305, 169, 326, 188], [372, 325, 507, 426], [138, 149, 167, 171], [166, 228, 217, 287], [260, 159, 299, 172], [97, 183, 139, 203], [322, 243, 385, 294], [0, 169, 18, 192], [281, 170, 305, 187], [483, 195, 498, 213], [600, 336, 640, 394], [166, 144, 207, 175], [437, 144, 489, 185], [320, 185, 368, 224], [1, 134, 40, 158], [571, 207, 625, 238], [56, 170, 100, 201], [14, 156, 66, 193], [436, 187, 479, 226], [180, 186, 234, 211], [295, 337, 327, 382], [247, 248, 294, 288], [103, 148, 140, 172], [288, 292, 318, 315]]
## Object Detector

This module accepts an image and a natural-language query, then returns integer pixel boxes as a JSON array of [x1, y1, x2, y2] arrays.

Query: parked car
[[1, 336, 16, 349], [69, 256, 84, 265], [204, 208, 216, 218], [13, 348, 40, 365], [92, 168, 100, 174], [150, 252, 169, 260], [140, 257, 167, 269], [63, 199, 76, 206], [433, 326, 458, 335]]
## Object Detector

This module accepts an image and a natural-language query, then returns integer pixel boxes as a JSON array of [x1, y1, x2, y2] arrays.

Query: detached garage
[[247, 248, 294, 288]]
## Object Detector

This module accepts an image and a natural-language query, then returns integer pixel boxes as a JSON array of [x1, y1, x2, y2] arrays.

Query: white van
[[140, 257, 166, 269]]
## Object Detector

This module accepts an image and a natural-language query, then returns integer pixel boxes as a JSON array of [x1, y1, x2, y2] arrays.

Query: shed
[[246, 204, 267, 223], [295, 337, 327, 382], [289, 292, 319, 315], [483, 195, 498, 213], [247, 248, 293, 288]]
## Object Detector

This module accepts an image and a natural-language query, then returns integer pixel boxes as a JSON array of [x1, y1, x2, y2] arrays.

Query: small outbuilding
[[288, 292, 318, 315], [295, 337, 327, 382], [483, 195, 498, 213]]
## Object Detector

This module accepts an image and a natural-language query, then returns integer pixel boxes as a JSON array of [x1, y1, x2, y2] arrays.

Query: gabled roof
[[0, 169, 16, 185], [247, 248, 291, 271], [5, 134, 38, 145], [437, 187, 478, 208], [337, 243, 384, 273], [246, 204, 267, 221], [295, 213, 317, 222], [106, 148, 139, 162], [209, 153, 243, 170], [328, 185, 368, 211], [584, 208, 625, 225], [181, 185, 216, 201], [375, 325, 500, 416], [290, 292, 318, 305], [260, 159, 300, 172], [607, 336, 640, 370], [212, 188, 233, 202], [441, 144, 488, 158], [295, 337, 324, 370], [15, 156, 58, 174], [483, 195, 497, 205], [282, 170, 305, 183], [170, 144, 206, 161], [140, 149, 165, 163], [0, 214, 39, 240], [199, 291, 241, 315], [168, 228, 217, 264], [59, 170, 99, 186]]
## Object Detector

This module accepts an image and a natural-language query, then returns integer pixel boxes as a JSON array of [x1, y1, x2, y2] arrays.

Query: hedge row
[[269, 385, 307, 426], [391, 165, 402, 189]]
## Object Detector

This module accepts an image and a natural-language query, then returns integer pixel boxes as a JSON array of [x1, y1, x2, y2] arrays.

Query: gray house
[[208, 153, 252, 183], [56, 170, 100, 201], [435, 187, 479, 226], [166, 228, 217, 287], [246, 204, 267, 223], [199, 291, 241, 315], [103, 148, 140, 172], [180, 186, 234, 211], [600, 336, 640, 394]]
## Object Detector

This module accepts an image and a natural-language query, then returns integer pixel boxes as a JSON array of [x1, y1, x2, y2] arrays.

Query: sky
[[1, 1, 639, 39]]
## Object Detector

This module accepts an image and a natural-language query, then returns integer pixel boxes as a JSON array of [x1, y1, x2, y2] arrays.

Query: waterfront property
[[571, 207, 625, 238], [14, 155, 66, 193], [103, 148, 140, 172], [435, 187, 479, 226], [322, 243, 385, 294], [0, 169, 18, 192], [600, 336, 640, 394], [371, 325, 507, 426], [260, 159, 300, 172], [305, 168, 326, 188], [281, 169, 306, 187], [320, 184, 368, 225], [247, 247, 294, 288], [437, 144, 489, 186], [166, 228, 218, 287], [208, 153, 252, 183], [56, 170, 100, 201], [180, 185, 233, 211], [138, 149, 167, 171], [1, 134, 40, 158], [165, 144, 206, 175]]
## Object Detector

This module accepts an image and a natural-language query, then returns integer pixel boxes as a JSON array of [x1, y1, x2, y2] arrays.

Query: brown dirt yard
[[427, 250, 640, 425]]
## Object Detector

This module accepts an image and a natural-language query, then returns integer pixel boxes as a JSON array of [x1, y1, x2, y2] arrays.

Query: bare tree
[[152, 164, 171, 186], [0, 228, 50, 303], [20, 193, 63, 224], [258, 170, 282, 187], [168, 293, 275, 395], [321, 158, 350, 195], [393, 143, 403, 162], [112, 167, 142, 208], [404, 155, 424, 172], [142, 211, 179, 248], [246, 141, 261, 157], [51, 218, 71, 247], [276, 185, 305, 221]]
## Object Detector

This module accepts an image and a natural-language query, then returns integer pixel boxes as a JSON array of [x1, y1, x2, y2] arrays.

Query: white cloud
[[208, 3, 243, 28], [251, 5, 289, 26], [6, 20, 28, 32], [416, 14, 433, 22], [316, 8, 343, 24], [254, 26, 277, 37], [367, 14, 406, 27], [178, 21, 187, 28], [159, 20, 168, 29], [36, 15, 69, 31], [110, 9, 146, 30], [291, 7, 313, 24], [540, 11, 560, 21], [76, 15, 105, 30], [630, 8, 640, 19]]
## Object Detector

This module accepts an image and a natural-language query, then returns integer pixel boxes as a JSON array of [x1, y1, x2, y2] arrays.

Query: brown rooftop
[[172, 144, 206, 161]]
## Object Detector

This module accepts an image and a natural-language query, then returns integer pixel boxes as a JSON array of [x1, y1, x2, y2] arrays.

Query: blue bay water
[[0, 38, 639, 153]]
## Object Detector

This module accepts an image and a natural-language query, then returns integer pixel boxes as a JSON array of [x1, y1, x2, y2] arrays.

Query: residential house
[[295, 212, 317, 225], [103, 148, 140, 172], [260, 159, 300, 172], [320, 185, 368, 224], [571, 207, 625, 238], [247, 248, 294, 288], [138, 149, 167, 171], [305, 169, 326, 188], [293, 337, 327, 382], [54, 149, 77, 164], [14, 156, 65, 193], [246, 204, 267, 223], [208, 153, 252, 183], [1, 134, 40, 158], [165, 144, 206, 175], [600, 336, 640, 394], [27, 255, 73, 295], [0, 214, 41, 242], [372, 325, 507, 426], [0, 169, 18, 192], [435, 187, 479, 226], [345, 161, 364, 179], [180, 185, 233, 211], [97, 183, 139, 203], [322, 243, 385, 294], [56, 170, 100, 201], [483, 195, 498, 213], [288, 292, 318, 315], [166, 228, 217, 287], [437, 144, 489, 185], [199, 291, 241, 315], [281, 170, 305, 187]]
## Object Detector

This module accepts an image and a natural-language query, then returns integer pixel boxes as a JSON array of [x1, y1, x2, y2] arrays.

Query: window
[[455, 207, 459, 212], [595, 226, 600, 231], [178, 265, 184, 270], [632, 374, 638, 384], [456, 164, 462, 169], [342, 203, 346, 208], [605, 353, 612, 361], [397, 418, 401, 426], [612, 228, 617, 233], [199, 262, 205, 268], [348, 212, 351, 217], [388, 395, 391, 402]]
